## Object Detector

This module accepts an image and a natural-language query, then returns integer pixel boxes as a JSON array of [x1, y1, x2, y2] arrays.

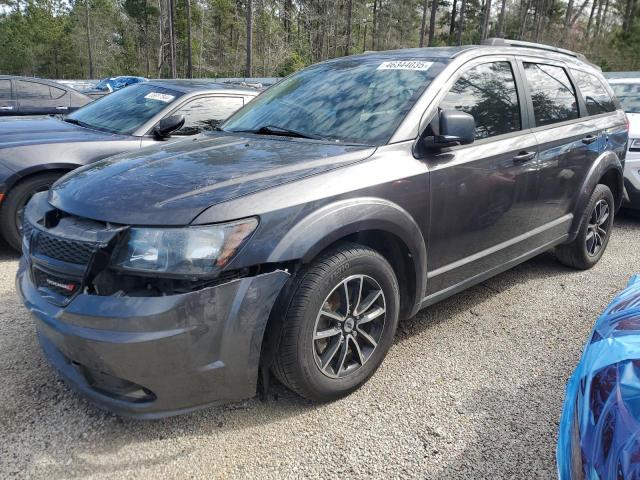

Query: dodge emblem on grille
[[45, 278, 77, 292]]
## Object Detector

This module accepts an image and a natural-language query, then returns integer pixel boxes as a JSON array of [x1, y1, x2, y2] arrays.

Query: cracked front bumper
[[16, 259, 289, 419]]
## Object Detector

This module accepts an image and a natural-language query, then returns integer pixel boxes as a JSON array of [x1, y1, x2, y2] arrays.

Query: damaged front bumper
[[17, 259, 289, 419]]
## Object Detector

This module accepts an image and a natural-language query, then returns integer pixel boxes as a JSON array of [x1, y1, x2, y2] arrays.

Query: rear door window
[[438, 61, 521, 140], [523, 63, 579, 126], [571, 69, 616, 115], [17, 80, 52, 99]]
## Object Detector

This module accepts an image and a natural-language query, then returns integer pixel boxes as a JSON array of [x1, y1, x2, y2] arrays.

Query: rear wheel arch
[[569, 151, 623, 241]]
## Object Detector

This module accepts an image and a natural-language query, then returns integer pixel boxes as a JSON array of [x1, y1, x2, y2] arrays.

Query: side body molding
[[568, 150, 623, 242], [267, 197, 428, 317]]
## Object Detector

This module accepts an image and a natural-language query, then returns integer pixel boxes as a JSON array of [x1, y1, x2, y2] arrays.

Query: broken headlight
[[111, 218, 258, 276]]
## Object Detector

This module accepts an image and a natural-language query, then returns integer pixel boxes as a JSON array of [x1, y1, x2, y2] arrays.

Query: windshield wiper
[[63, 117, 91, 129], [233, 125, 327, 140]]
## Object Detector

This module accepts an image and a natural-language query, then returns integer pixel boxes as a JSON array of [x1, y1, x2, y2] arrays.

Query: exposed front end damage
[[17, 193, 290, 418]]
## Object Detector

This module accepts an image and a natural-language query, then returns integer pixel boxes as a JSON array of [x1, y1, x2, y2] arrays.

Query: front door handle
[[0, 106, 14, 111], [582, 134, 598, 145], [56, 106, 69, 110], [513, 151, 536, 164]]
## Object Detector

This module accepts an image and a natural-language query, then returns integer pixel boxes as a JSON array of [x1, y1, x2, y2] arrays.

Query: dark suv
[[17, 39, 628, 418]]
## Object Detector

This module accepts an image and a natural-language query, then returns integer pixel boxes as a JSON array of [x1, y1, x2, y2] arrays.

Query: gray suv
[[17, 39, 628, 418]]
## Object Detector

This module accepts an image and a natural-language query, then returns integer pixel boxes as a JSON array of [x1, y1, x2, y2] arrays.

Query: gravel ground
[[1, 212, 639, 479]]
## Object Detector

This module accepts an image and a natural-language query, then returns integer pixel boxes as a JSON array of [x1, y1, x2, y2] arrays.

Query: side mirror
[[154, 115, 185, 139], [435, 110, 476, 147]]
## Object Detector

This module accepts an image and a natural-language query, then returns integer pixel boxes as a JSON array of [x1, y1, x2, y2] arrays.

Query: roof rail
[[482, 37, 592, 62]]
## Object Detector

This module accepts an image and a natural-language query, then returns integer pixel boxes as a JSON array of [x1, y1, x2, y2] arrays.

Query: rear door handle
[[56, 106, 68, 110], [582, 134, 598, 145], [513, 151, 536, 164], [0, 106, 14, 111]]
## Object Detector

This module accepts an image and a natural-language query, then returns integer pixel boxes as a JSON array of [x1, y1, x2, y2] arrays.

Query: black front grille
[[34, 233, 95, 265]]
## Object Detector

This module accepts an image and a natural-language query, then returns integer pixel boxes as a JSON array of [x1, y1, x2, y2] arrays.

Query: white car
[[609, 77, 640, 210]]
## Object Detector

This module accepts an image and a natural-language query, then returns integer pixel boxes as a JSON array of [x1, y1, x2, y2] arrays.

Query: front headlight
[[111, 218, 258, 276], [630, 138, 640, 149]]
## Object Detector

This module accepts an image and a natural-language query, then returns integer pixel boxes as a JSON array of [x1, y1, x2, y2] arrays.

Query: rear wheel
[[272, 243, 400, 402], [0, 173, 62, 252], [555, 184, 614, 270]]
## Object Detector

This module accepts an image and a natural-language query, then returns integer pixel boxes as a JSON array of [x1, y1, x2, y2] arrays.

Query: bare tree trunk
[[419, 0, 428, 47], [284, 0, 293, 45], [481, 0, 492, 40], [345, 0, 353, 55], [519, 0, 531, 39], [599, 0, 610, 37], [245, 0, 252, 77], [564, 0, 574, 28], [185, 0, 193, 78], [168, 0, 176, 78], [84, 0, 94, 78], [372, 0, 378, 50], [428, 0, 438, 45], [457, 0, 466, 45], [569, 0, 590, 25], [586, 0, 598, 39], [449, 0, 458, 41], [157, 0, 164, 76], [497, 0, 507, 37], [623, 0, 636, 33]]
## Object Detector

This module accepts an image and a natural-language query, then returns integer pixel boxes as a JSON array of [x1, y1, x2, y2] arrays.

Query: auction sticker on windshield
[[144, 92, 175, 103], [377, 61, 433, 71]]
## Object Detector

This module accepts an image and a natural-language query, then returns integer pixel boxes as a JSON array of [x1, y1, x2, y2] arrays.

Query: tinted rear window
[[523, 63, 579, 127], [572, 70, 616, 115]]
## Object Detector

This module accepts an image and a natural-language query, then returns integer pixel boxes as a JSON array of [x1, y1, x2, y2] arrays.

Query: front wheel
[[0, 173, 62, 252], [555, 184, 615, 270], [272, 243, 400, 402]]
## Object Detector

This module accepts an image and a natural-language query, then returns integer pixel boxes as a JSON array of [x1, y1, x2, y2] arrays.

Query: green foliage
[[0, 0, 638, 79], [275, 51, 306, 77]]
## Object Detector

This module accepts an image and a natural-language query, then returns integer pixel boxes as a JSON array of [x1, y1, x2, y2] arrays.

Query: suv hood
[[49, 133, 376, 225], [0, 116, 120, 149]]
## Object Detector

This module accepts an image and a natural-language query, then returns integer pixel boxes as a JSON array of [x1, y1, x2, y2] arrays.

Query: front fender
[[267, 197, 427, 316], [569, 150, 623, 241]]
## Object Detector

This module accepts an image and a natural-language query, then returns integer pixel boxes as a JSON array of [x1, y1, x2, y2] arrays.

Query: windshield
[[610, 82, 640, 113], [68, 83, 183, 135], [223, 57, 447, 144]]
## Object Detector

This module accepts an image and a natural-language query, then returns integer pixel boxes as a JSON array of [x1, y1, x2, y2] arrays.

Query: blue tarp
[[558, 275, 640, 479]]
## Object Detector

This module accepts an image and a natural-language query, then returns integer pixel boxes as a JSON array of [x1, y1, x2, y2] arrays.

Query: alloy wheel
[[312, 274, 386, 379], [586, 199, 610, 257]]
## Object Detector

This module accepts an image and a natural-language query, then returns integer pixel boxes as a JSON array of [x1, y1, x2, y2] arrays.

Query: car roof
[[0, 75, 72, 88], [326, 41, 597, 71], [145, 79, 261, 95]]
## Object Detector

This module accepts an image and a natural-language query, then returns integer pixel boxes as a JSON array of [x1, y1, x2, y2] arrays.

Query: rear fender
[[568, 150, 623, 242]]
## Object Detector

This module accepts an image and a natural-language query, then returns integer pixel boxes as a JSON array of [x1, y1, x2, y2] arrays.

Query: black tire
[[272, 243, 400, 402], [555, 184, 615, 270], [0, 173, 61, 252]]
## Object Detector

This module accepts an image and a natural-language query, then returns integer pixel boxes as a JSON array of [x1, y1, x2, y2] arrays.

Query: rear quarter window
[[571, 69, 616, 115]]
